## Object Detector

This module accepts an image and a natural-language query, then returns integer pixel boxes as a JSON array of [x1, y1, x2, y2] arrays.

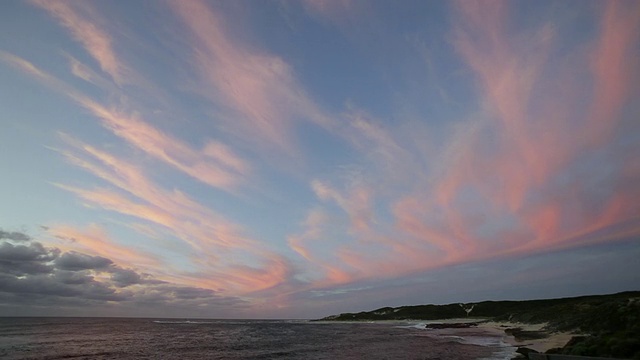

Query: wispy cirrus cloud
[[287, 208, 327, 262], [1, 53, 250, 192], [586, 0, 640, 148], [287, 207, 359, 288], [170, 0, 332, 153], [75, 98, 251, 191], [30, 0, 127, 84], [13, 1, 254, 193], [451, 0, 558, 211], [286, 0, 640, 293], [447, 0, 640, 249], [312, 179, 373, 234], [53, 134, 293, 294], [55, 134, 248, 251]]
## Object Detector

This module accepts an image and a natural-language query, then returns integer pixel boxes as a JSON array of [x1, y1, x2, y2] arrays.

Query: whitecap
[[152, 320, 214, 324]]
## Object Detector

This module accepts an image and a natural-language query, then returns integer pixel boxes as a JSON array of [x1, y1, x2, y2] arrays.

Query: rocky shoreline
[[317, 291, 640, 359], [486, 323, 577, 359]]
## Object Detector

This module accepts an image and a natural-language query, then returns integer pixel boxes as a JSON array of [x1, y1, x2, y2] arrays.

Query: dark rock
[[425, 322, 479, 329], [544, 347, 563, 354], [505, 327, 549, 340], [516, 347, 539, 357]]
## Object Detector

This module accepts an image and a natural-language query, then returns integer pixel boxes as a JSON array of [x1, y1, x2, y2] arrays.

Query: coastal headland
[[316, 291, 640, 359]]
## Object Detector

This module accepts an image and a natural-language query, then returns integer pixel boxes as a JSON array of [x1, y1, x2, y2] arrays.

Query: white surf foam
[[152, 320, 214, 324]]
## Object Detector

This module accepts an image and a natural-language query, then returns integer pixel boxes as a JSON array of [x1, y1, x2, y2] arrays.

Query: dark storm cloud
[[0, 241, 59, 262], [55, 251, 112, 270], [0, 259, 53, 275], [0, 291, 95, 309], [0, 237, 126, 302], [0, 263, 126, 302], [0, 229, 31, 242], [53, 270, 95, 285], [81, 280, 129, 301], [0, 241, 127, 303], [0, 241, 58, 276], [0, 273, 82, 297], [110, 267, 142, 287], [0, 272, 127, 302]]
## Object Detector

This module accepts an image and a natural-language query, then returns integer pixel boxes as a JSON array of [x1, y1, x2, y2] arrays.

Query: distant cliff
[[317, 291, 640, 359]]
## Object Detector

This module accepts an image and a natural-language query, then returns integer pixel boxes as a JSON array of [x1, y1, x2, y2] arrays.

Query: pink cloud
[[287, 208, 328, 262], [227, 255, 293, 294], [311, 180, 374, 234], [170, 256, 293, 295], [64, 53, 120, 92], [31, 0, 126, 84], [428, 0, 640, 258], [56, 134, 249, 251], [452, 0, 558, 211], [3, 52, 250, 192], [289, 1, 640, 292], [447, 0, 639, 218], [0, 52, 81, 97], [287, 208, 353, 284], [586, 0, 640, 148], [394, 197, 468, 261], [55, 185, 177, 241], [76, 98, 250, 191], [287, 207, 381, 288]]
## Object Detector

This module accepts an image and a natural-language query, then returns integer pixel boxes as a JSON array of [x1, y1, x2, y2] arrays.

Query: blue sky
[[0, 0, 639, 319]]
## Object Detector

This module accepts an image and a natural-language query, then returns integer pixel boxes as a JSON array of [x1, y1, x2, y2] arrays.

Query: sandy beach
[[477, 321, 577, 353], [421, 318, 578, 354]]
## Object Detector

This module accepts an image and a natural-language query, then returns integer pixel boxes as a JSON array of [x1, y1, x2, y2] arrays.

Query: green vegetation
[[318, 291, 640, 359], [321, 303, 466, 321], [544, 296, 640, 359]]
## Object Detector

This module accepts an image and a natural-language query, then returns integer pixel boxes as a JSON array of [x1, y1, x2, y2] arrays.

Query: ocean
[[0, 318, 516, 359]]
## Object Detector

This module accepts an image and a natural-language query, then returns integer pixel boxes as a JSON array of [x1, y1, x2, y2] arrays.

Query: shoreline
[[315, 292, 640, 359], [315, 318, 577, 356], [477, 321, 576, 354], [426, 319, 580, 353], [400, 318, 577, 357]]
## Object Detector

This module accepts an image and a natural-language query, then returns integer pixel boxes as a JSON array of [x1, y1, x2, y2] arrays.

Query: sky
[[0, 0, 639, 319]]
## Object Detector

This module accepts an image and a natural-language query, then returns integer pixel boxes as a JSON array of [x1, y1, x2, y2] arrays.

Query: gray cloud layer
[[0, 228, 246, 316], [0, 230, 31, 242], [55, 252, 113, 271]]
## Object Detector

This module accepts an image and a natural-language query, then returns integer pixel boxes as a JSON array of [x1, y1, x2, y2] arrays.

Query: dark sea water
[[0, 318, 516, 359]]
